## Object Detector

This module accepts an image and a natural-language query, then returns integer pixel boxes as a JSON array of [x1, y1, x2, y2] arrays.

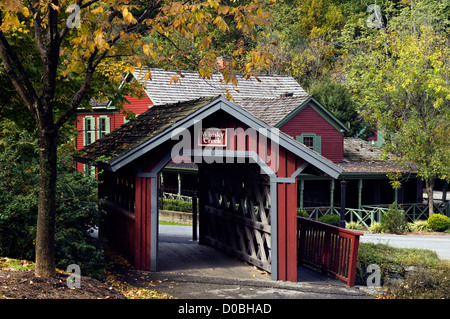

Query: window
[[84, 164, 96, 176], [97, 116, 110, 139], [83, 116, 95, 146], [303, 136, 314, 149], [296, 133, 322, 154], [83, 116, 110, 146]]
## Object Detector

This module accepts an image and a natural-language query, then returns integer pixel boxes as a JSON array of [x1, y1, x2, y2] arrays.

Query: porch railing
[[297, 217, 363, 287], [303, 202, 450, 228]]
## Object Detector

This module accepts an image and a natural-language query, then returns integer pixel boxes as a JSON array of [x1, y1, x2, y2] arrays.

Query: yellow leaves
[[49, 3, 59, 11], [207, 0, 220, 9], [122, 7, 137, 24], [142, 44, 151, 57], [90, 6, 103, 15], [218, 5, 230, 15], [213, 16, 229, 32], [22, 6, 30, 18]]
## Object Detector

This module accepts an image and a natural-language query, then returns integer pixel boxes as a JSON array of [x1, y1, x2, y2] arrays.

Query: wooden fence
[[297, 217, 363, 287]]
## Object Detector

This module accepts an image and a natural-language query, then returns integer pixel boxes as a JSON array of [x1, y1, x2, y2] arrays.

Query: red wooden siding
[[277, 148, 301, 282], [135, 176, 152, 270], [122, 92, 153, 116], [279, 104, 344, 162]]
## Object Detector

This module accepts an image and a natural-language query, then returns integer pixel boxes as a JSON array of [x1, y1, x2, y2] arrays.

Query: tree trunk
[[35, 125, 58, 277], [425, 178, 435, 217]]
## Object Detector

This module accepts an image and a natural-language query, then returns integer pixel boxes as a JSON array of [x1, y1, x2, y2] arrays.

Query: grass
[[159, 220, 192, 226], [356, 243, 450, 299], [0, 257, 35, 271]]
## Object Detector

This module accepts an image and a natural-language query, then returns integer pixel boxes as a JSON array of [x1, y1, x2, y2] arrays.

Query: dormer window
[[296, 133, 322, 154]]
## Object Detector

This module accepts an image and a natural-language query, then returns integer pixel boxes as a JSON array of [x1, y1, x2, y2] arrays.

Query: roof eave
[[275, 96, 350, 133]]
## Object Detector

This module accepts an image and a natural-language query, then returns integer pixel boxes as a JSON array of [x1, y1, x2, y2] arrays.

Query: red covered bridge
[[76, 96, 356, 283]]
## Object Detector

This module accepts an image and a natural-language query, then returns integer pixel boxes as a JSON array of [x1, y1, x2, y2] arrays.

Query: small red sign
[[199, 128, 227, 147]]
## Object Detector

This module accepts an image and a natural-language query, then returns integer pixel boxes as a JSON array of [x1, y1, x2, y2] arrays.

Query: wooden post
[[347, 234, 361, 287], [357, 179, 363, 210], [192, 192, 198, 241], [340, 179, 347, 228], [299, 179, 304, 210], [330, 180, 335, 212]]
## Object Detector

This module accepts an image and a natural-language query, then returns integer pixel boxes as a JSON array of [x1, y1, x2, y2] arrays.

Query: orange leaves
[[213, 16, 229, 32], [169, 75, 180, 84], [199, 36, 212, 50]]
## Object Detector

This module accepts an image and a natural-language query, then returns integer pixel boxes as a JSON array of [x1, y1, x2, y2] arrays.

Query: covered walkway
[[158, 225, 346, 286]]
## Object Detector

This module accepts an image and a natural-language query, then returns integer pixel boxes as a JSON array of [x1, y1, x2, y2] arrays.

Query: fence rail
[[303, 202, 450, 228], [297, 217, 362, 287]]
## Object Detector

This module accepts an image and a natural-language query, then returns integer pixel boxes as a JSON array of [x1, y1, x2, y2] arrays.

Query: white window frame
[[97, 116, 110, 139], [83, 116, 96, 146]]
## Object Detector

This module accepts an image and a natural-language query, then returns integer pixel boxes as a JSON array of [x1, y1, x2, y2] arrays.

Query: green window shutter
[[314, 135, 322, 154]]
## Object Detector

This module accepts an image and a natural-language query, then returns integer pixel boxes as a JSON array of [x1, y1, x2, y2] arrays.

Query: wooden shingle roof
[[238, 96, 310, 126], [338, 138, 413, 174], [238, 95, 349, 132], [133, 68, 308, 105]]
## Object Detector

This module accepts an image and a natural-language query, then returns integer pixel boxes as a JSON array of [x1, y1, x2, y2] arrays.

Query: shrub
[[297, 209, 308, 218], [409, 220, 430, 232], [345, 221, 365, 230], [355, 242, 442, 286], [318, 214, 340, 226], [369, 222, 383, 233], [160, 198, 194, 213], [427, 214, 450, 232], [380, 202, 408, 234], [0, 121, 105, 278]]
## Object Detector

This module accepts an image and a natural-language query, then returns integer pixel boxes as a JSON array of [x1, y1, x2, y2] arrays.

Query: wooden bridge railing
[[297, 217, 363, 287]]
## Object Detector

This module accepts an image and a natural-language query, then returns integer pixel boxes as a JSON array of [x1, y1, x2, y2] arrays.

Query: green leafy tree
[[259, 0, 345, 87], [346, 8, 450, 215], [308, 76, 362, 136]]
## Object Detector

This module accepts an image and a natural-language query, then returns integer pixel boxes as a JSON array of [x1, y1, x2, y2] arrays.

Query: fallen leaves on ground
[[0, 245, 174, 299]]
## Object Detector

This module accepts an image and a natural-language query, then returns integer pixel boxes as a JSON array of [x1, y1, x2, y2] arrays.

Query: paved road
[[360, 233, 450, 260]]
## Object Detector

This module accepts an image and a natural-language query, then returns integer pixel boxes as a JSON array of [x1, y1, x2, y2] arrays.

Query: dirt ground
[[0, 269, 125, 299]]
